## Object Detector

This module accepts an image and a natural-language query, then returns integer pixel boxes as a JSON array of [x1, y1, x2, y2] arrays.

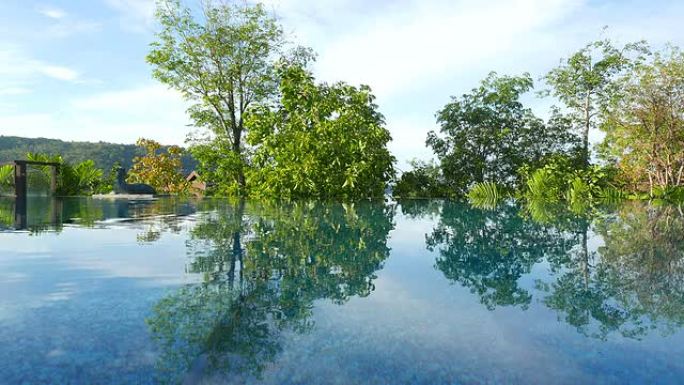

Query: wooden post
[[14, 163, 27, 200], [14, 195, 27, 230], [50, 166, 57, 196], [14, 163, 28, 229]]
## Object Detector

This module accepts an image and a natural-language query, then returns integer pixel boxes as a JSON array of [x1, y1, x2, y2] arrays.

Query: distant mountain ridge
[[0, 136, 196, 173]]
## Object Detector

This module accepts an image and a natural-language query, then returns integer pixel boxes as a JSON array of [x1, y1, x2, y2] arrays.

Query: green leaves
[[128, 138, 189, 194], [149, 0, 288, 189], [601, 45, 684, 195], [0, 165, 13, 188], [544, 37, 648, 164], [467, 181, 502, 210], [245, 65, 395, 200], [425, 72, 578, 197]]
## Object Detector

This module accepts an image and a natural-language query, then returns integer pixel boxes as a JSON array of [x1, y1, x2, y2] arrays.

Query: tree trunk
[[583, 94, 591, 167], [232, 126, 246, 188], [580, 223, 589, 289]]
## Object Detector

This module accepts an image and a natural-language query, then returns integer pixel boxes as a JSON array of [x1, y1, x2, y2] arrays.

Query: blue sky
[[0, 0, 682, 168]]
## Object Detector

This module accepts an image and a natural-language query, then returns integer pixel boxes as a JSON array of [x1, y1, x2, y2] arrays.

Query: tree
[[147, 0, 286, 189], [541, 202, 684, 339], [427, 72, 577, 196], [128, 138, 188, 194], [245, 65, 395, 199], [147, 200, 395, 383], [544, 38, 647, 166], [600, 46, 684, 193], [393, 159, 451, 199], [426, 201, 577, 310]]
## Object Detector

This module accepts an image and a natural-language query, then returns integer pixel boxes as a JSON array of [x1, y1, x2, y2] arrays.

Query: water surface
[[1, 197, 683, 384]]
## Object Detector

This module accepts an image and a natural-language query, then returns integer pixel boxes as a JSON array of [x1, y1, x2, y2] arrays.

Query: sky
[[0, 0, 682, 169]]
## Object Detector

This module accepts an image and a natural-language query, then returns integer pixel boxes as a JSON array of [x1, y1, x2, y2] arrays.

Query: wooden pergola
[[1, 160, 61, 198]]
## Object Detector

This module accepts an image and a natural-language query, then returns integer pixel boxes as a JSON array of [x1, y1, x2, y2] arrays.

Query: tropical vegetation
[[395, 39, 684, 208], [3, 1, 682, 204]]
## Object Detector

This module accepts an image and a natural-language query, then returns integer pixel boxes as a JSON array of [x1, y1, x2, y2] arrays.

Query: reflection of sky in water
[[0, 198, 683, 384]]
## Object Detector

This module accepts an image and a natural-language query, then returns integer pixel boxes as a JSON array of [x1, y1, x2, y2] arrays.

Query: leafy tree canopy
[[426, 72, 579, 196], [148, 0, 289, 189], [544, 37, 648, 165], [245, 65, 395, 199], [600, 46, 684, 193], [128, 138, 189, 194]]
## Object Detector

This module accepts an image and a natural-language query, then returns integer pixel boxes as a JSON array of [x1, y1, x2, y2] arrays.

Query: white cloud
[[105, 0, 156, 32], [0, 113, 56, 137], [36, 5, 67, 19], [313, 0, 582, 100], [37, 65, 79, 81], [0, 46, 80, 83], [0, 84, 190, 145], [34, 4, 102, 38], [264, 0, 684, 166]]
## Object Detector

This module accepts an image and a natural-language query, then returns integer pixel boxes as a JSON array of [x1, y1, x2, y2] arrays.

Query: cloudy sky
[[0, 0, 682, 168]]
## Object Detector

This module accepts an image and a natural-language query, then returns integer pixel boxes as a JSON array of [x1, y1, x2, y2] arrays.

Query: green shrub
[[519, 154, 620, 206], [467, 181, 502, 209], [0, 165, 13, 186], [24, 153, 106, 196]]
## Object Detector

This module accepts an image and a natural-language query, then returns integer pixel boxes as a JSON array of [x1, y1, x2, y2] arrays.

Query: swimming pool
[[1, 197, 683, 384]]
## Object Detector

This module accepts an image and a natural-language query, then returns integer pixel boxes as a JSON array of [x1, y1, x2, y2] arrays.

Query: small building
[[186, 171, 207, 195]]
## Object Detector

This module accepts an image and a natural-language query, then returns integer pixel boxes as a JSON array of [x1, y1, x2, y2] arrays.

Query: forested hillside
[[0, 136, 196, 173]]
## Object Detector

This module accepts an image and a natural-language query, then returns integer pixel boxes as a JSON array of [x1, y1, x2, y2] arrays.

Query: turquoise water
[[1, 197, 683, 384]]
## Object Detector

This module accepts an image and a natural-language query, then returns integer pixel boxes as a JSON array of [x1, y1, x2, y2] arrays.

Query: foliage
[[24, 153, 106, 196], [245, 65, 395, 199], [540, 202, 684, 339], [148, 0, 291, 189], [544, 37, 648, 165], [128, 138, 189, 194], [0, 165, 13, 194], [417, 199, 684, 339], [60, 160, 105, 195], [467, 181, 503, 209], [189, 135, 243, 196], [600, 46, 684, 194], [392, 159, 452, 199], [427, 72, 580, 196], [518, 155, 620, 207]]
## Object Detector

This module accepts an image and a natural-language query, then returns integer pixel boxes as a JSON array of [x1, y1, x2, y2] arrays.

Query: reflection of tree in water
[[0, 197, 201, 234], [426, 199, 684, 339], [0, 198, 15, 229], [542, 202, 684, 339], [427, 196, 684, 338], [146, 200, 395, 383], [426, 201, 577, 310], [397, 199, 442, 220]]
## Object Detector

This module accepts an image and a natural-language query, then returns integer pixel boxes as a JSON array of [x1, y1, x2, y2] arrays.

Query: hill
[[0, 136, 196, 174]]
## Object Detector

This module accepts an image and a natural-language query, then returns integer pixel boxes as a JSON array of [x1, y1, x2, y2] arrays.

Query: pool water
[[1, 197, 683, 384]]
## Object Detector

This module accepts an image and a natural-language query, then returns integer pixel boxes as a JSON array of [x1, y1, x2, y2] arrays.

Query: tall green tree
[[544, 38, 647, 166], [246, 65, 395, 199], [427, 72, 577, 196], [600, 46, 684, 193], [147, 0, 286, 189]]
